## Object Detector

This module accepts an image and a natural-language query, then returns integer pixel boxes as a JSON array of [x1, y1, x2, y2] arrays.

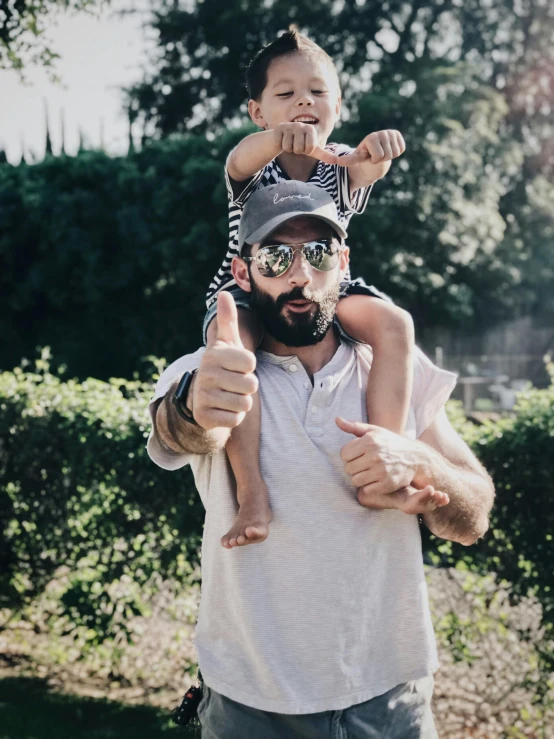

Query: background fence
[[424, 315, 554, 412]]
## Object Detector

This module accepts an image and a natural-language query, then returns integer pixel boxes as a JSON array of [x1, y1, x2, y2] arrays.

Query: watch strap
[[172, 370, 198, 425]]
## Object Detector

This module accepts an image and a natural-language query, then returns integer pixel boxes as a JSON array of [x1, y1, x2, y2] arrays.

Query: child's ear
[[248, 99, 268, 130], [335, 94, 342, 121]]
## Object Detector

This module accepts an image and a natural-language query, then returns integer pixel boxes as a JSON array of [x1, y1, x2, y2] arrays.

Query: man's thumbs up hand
[[194, 293, 258, 430], [214, 291, 244, 348]]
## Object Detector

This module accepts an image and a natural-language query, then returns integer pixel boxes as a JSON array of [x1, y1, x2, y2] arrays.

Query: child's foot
[[221, 491, 272, 549], [391, 485, 449, 515]]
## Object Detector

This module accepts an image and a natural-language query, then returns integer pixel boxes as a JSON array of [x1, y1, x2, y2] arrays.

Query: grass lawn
[[0, 676, 199, 739]]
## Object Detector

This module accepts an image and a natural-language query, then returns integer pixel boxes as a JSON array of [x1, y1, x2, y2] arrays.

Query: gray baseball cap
[[237, 180, 347, 253]]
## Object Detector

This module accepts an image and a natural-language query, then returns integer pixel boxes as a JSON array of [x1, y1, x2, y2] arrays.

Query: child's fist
[[273, 122, 321, 157], [335, 130, 406, 167]]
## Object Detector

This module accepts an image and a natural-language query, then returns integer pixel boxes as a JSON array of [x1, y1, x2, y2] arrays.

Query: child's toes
[[433, 490, 450, 507], [245, 523, 269, 542]]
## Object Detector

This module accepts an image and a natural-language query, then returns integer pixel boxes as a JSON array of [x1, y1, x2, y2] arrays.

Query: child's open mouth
[[292, 116, 319, 125]]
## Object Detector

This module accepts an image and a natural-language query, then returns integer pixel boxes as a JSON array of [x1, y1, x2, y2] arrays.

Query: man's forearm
[[227, 131, 280, 182], [413, 442, 494, 546], [154, 382, 230, 456]]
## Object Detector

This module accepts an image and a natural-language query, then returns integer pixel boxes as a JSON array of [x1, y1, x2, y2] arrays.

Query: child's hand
[[329, 130, 406, 167], [273, 122, 337, 163]]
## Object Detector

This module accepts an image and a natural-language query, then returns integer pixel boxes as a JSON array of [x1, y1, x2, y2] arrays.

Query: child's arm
[[326, 130, 406, 192], [336, 295, 414, 434], [227, 123, 333, 182]]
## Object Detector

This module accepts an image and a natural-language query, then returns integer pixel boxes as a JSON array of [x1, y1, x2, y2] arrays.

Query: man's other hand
[[193, 293, 258, 430], [336, 417, 419, 505]]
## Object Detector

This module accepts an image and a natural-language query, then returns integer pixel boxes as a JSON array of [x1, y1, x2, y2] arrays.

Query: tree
[[0, 0, 107, 73], [0, 138, 229, 379], [126, 0, 553, 147], [126, 0, 554, 329]]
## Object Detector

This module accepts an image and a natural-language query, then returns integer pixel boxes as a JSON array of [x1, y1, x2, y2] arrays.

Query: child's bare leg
[[207, 309, 271, 548], [337, 295, 447, 515], [224, 391, 272, 547]]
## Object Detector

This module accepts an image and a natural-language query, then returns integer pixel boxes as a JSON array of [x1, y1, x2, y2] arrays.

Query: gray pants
[[198, 676, 438, 738]]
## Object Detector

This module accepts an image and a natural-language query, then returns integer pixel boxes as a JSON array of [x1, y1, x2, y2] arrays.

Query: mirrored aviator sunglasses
[[243, 239, 342, 278]]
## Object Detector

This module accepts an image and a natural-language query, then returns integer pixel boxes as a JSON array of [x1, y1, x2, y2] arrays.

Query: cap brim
[[240, 211, 347, 253]]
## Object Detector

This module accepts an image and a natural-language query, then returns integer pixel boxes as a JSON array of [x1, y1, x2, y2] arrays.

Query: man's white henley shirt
[[148, 341, 457, 714]]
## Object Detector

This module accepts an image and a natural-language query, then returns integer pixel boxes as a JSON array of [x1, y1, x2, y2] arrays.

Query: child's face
[[248, 52, 341, 146]]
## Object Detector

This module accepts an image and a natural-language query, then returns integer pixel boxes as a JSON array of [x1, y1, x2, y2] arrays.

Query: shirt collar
[[257, 340, 356, 384]]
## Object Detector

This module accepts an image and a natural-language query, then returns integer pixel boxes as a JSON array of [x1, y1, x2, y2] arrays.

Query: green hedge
[[2, 357, 554, 646], [462, 377, 554, 621], [0, 354, 203, 641], [425, 372, 554, 652]]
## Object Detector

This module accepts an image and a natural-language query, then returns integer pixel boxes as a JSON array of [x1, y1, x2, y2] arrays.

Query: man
[[148, 181, 494, 738]]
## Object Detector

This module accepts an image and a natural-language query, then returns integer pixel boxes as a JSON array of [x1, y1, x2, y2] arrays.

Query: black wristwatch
[[172, 370, 198, 424]]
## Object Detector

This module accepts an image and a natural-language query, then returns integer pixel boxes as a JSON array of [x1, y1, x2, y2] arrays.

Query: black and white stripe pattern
[[205, 143, 373, 307]]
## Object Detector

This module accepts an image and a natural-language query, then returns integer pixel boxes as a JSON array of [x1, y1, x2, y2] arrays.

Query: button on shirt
[[148, 342, 457, 714]]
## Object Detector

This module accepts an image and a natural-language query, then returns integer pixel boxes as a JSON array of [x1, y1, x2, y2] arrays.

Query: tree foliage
[[126, 0, 554, 333], [0, 0, 107, 72], [1, 91, 551, 379], [127, 0, 554, 153], [0, 139, 229, 379]]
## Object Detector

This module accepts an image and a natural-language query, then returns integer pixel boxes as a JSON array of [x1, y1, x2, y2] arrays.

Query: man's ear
[[231, 256, 252, 293], [339, 245, 349, 277], [248, 99, 268, 130]]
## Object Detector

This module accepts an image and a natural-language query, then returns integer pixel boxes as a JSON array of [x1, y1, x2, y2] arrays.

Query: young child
[[204, 30, 449, 548]]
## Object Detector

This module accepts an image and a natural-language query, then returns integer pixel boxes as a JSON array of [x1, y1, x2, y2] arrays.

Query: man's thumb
[[216, 291, 243, 347], [335, 416, 368, 437]]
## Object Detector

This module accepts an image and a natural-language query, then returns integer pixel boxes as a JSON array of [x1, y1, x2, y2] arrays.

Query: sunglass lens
[[304, 241, 339, 271], [257, 246, 292, 277]]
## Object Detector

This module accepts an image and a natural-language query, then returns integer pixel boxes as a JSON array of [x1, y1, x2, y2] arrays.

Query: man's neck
[[260, 327, 340, 381]]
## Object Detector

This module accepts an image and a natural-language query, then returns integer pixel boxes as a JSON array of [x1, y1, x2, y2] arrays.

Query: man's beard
[[249, 277, 341, 347]]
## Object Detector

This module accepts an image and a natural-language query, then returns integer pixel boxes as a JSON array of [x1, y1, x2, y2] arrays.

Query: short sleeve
[[412, 347, 457, 437], [225, 163, 265, 207], [332, 144, 373, 216], [147, 348, 205, 471]]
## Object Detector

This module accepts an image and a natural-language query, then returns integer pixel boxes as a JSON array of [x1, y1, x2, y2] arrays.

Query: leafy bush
[[0, 352, 203, 642], [429, 374, 554, 691], [2, 354, 554, 660]]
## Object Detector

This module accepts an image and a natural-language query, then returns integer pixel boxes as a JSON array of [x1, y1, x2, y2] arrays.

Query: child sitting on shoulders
[[203, 30, 448, 549]]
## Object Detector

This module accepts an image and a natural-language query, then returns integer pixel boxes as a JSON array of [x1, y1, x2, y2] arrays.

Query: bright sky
[[1, 2, 152, 164]]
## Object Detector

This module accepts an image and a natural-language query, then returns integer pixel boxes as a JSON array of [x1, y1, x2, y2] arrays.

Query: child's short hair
[[246, 28, 340, 101]]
